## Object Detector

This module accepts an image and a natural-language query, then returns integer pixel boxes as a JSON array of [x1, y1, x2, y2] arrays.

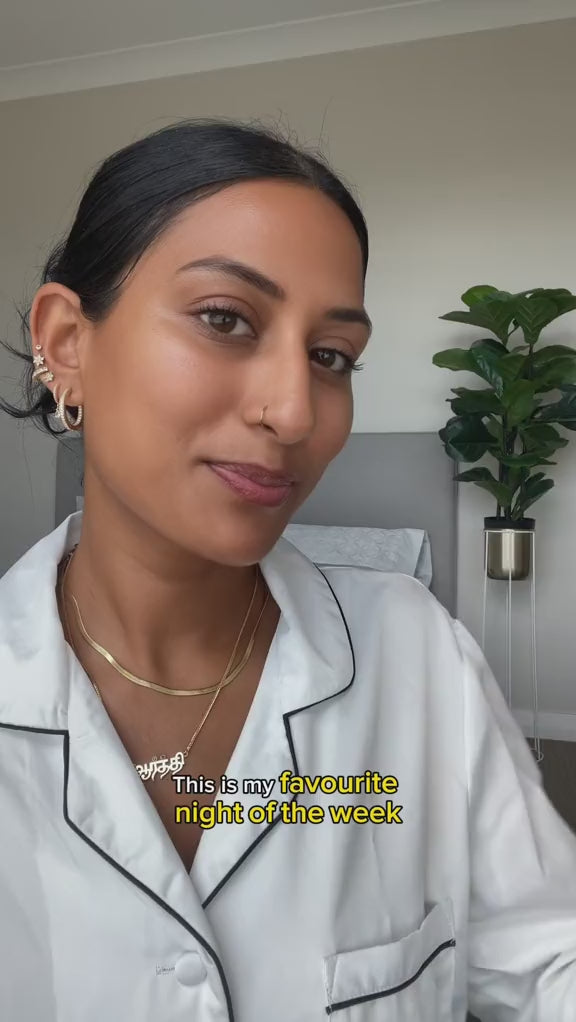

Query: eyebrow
[[176, 256, 372, 335]]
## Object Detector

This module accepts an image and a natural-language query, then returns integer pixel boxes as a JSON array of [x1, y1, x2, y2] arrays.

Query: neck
[[59, 500, 264, 684]]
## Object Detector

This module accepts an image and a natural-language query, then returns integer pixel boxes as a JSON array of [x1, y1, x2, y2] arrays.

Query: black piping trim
[[0, 721, 68, 735], [202, 564, 356, 909], [0, 721, 236, 1022], [324, 938, 456, 1014]]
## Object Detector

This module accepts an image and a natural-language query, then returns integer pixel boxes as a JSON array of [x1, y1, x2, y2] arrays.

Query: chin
[[197, 522, 289, 568]]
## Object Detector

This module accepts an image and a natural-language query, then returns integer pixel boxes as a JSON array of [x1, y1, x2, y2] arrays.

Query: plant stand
[[480, 527, 542, 764]]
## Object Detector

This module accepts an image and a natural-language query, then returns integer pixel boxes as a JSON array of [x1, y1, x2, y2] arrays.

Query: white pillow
[[282, 524, 432, 588]]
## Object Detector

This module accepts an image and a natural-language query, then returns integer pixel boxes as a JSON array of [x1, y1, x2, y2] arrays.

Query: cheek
[[326, 387, 354, 448], [81, 327, 232, 496], [311, 389, 354, 468], [293, 403, 352, 512], [90, 323, 231, 432]]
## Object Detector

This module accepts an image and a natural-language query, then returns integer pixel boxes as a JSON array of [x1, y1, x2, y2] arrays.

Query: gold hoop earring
[[54, 383, 83, 432]]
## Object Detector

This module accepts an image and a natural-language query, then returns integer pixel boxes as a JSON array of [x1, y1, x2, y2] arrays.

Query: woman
[[1, 118, 575, 1022]]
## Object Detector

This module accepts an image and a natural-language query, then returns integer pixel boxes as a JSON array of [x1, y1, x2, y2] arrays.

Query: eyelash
[[193, 302, 365, 376]]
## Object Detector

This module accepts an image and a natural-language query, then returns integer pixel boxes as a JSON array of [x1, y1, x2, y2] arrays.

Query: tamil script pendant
[[135, 750, 185, 782]]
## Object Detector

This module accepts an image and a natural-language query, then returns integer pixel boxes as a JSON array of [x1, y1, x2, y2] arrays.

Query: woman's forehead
[[138, 179, 365, 295]]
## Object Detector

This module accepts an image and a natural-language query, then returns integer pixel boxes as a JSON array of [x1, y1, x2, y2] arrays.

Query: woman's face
[[54, 179, 371, 565]]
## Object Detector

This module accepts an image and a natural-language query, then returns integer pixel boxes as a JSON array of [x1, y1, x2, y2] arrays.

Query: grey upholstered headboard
[[55, 432, 457, 613], [291, 433, 457, 613]]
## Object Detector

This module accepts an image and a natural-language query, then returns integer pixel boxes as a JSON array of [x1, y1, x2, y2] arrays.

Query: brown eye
[[312, 348, 364, 376], [197, 305, 253, 337]]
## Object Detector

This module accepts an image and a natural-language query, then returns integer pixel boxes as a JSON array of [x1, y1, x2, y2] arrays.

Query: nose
[[255, 341, 316, 444]]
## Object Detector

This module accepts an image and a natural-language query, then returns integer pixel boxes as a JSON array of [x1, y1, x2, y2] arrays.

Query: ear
[[29, 283, 88, 407]]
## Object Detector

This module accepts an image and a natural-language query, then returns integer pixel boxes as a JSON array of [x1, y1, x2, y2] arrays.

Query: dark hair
[[0, 117, 369, 436]]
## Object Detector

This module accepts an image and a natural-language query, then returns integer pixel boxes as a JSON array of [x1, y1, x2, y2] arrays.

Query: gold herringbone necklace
[[59, 547, 269, 781], [62, 545, 260, 697]]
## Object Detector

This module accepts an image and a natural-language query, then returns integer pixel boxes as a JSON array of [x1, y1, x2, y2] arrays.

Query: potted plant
[[433, 285, 576, 579]]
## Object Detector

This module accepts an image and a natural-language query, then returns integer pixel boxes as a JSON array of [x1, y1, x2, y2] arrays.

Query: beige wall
[[2, 18, 576, 725]]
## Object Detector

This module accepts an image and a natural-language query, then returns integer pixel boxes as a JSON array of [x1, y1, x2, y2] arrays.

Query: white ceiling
[[3, 0, 419, 66], [1, 0, 576, 102]]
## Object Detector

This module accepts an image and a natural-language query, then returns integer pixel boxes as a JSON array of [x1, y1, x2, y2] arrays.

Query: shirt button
[[175, 951, 208, 986]]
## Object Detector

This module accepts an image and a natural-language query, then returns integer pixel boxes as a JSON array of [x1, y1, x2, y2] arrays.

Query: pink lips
[[207, 463, 294, 507]]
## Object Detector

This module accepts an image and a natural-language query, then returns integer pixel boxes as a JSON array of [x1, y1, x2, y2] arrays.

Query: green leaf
[[530, 345, 576, 365], [439, 415, 496, 462], [461, 285, 499, 307], [507, 465, 532, 489], [530, 289, 576, 318], [500, 380, 538, 426], [449, 387, 502, 416], [501, 353, 528, 377], [470, 337, 508, 354], [535, 388, 576, 429], [432, 348, 475, 372], [469, 345, 524, 396], [533, 358, 576, 391], [441, 297, 516, 343], [512, 295, 560, 346], [530, 287, 573, 298], [485, 417, 504, 443], [499, 454, 556, 467], [518, 424, 568, 452], [513, 475, 555, 517], [540, 441, 568, 455], [518, 423, 563, 447], [454, 467, 515, 506]]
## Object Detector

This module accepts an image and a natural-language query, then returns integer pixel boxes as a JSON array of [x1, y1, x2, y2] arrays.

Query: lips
[[207, 462, 296, 486], [206, 463, 294, 507]]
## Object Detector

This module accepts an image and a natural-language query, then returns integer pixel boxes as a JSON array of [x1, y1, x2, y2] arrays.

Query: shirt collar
[[0, 511, 354, 730]]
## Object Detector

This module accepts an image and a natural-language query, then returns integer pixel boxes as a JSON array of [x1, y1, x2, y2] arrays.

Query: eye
[[312, 348, 365, 376], [195, 303, 254, 337]]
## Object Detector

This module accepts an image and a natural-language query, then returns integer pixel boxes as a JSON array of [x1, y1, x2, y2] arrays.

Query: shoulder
[[0, 518, 74, 723], [316, 563, 475, 695], [319, 563, 456, 636]]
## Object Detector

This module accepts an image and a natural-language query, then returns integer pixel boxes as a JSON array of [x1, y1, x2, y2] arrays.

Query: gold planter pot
[[483, 517, 535, 581]]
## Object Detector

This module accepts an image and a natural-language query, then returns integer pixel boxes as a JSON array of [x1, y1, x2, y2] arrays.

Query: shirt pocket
[[322, 901, 456, 1021]]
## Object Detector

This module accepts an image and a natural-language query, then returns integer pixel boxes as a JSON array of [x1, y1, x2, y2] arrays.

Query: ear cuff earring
[[32, 344, 83, 431], [31, 345, 54, 383]]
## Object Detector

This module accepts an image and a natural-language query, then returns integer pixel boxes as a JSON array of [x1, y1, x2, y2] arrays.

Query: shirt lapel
[[191, 533, 356, 905]]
